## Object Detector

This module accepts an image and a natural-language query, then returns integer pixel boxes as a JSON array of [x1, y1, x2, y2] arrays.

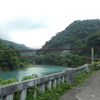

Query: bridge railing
[[0, 64, 92, 100]]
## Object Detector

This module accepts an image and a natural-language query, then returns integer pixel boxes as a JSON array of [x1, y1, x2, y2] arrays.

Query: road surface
[[59, 71, 100, 100]]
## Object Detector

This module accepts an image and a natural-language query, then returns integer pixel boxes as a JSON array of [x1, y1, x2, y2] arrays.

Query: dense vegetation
[[1, 38, 36, 55], [1, 39, 29, 50], [34, 53, 85, 67], [0, 40, 32, 71], [35, 19, 100, 66], [0, 74, 38, 86], [37, 19, 100, 56]]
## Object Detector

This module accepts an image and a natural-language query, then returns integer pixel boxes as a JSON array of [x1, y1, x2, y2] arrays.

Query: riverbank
[[24, 64, 35, 68], [0, 64, 35, 72]]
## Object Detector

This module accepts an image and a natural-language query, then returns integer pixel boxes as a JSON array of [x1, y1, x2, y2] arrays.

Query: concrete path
[[59, 71, 100, 100]]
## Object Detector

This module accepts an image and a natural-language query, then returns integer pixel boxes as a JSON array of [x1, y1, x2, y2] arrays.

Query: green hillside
[[0, 40, 31, 71], [1, 39, 35, 55], [37, 19, 100, 55], [1, 39, 29, 50], [34, 19, 100, 67]]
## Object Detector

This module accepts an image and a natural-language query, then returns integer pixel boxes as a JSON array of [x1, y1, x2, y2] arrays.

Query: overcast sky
[[0, 0, 100, 48]]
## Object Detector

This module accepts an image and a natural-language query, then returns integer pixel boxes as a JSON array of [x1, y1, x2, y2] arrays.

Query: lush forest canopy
[[1, 39, 35, 55], [35, 19, 100, 67], [37, 19, 100, 55], [0, 40, 32, 71], [35, 53, 85, 67]]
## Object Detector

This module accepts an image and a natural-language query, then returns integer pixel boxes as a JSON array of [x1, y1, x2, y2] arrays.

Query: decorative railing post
[[33, 90, 37, 98], [61, 76, 65, 83], [2, 94, 13, 100], [58, 78, 61, 84], [46, 81, 52, 89], [52, 79, 57, 88], [38, 83, 45, 93], [19, 89, 27, 100], [66, 68, 74, 84]]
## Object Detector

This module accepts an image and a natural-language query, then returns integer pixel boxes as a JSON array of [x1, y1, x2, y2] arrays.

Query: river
[[0, 65, 68, 81]]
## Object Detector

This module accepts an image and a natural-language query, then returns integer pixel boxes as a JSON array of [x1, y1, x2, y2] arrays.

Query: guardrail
[[0, 64, 92, 100]]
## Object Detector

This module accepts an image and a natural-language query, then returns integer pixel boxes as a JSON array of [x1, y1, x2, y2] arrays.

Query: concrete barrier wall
[[0, 64, 92, 100]]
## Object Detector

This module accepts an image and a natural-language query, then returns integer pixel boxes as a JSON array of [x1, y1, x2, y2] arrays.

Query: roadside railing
[[0, 64, 92, 100]]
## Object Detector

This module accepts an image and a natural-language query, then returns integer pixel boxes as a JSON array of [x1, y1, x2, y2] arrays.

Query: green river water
[[0, 65, 68, 80]]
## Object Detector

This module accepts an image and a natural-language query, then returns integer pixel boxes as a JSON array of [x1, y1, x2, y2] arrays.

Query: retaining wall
[[0, 64, 92, 100]]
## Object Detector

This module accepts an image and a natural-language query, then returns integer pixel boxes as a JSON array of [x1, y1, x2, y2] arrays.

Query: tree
[[86, 32, 100, 47]]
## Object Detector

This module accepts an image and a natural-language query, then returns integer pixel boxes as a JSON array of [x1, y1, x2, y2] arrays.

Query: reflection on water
[[0, 65, 68, 80]]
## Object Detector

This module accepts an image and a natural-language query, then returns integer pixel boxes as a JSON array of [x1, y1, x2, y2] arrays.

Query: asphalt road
[[59, 71, 100, 100]]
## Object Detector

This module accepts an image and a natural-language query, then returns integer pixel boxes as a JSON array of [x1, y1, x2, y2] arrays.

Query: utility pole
[[91, 47, 94, 66]]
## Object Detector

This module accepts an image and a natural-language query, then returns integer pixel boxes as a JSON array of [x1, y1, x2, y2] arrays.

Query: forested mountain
[[37, 19, 100, 55], [0, 39, 35, 55], [1, 39, 29, 50], [0, 40, 31, 71], [35, 19, 100, 67]]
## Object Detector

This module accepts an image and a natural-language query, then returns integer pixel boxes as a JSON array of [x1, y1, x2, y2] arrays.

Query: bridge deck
[[59, 71, 100, 100]]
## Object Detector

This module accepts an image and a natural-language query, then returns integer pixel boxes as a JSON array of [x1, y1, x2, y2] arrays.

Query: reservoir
[[0, 65, 68, 80]]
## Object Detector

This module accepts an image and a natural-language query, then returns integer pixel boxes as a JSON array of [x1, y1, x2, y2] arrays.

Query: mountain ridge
[[38, 19, 100, 55], [0, 39, 36, 55], [0, 39, 31, 50]]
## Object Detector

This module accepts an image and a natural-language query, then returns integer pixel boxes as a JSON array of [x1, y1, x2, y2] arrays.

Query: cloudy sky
[[0, 0, 100, 48]]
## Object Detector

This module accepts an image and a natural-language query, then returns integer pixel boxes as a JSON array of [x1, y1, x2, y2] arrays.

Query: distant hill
[[0, 39, 35, 55], [1, 39, 29, 50], [37, 19, 100, 56], [0, 40, 31, 71]]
